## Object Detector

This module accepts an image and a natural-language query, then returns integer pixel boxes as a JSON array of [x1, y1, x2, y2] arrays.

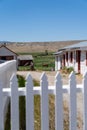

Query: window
[[1, 56, 6, 60]]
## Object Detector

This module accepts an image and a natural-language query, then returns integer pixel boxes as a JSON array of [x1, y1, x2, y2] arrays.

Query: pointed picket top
[[55, 71, 61, 81], [26, 73, 32, 81], [40, 72, 47, 81], [68, 71, 76, 93], [69, 71, 75, 79], [69, 71, 76, 84], [40, 72, 49, 130], [26, 73, 33, 87], [26, 73, 34, 130], [83, 71, 87, 80], [82, 71, 87, 92], [55, 71, 63, 130], [69, 71, 77, 130], [10, 73, 18, 83], [55, 71, 62, 90], [40, 72, 48, 90]]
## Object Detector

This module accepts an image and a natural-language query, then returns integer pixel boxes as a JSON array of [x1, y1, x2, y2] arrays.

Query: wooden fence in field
[[0, 71, 87, 130]]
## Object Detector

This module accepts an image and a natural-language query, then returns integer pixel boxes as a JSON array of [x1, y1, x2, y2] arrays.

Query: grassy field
[[18, 52, 55, 71], [7, 40, 85, 53]]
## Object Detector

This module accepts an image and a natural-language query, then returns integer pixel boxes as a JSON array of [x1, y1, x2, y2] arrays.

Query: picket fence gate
[[0, 71, 87, 130]]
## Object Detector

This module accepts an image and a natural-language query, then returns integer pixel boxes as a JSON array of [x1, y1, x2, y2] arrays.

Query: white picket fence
[[0, 71, 87, 130]]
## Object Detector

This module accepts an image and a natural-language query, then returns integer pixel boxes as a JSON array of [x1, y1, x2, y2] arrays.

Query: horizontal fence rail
[[2, 84, 84, 96], [0, 71, 87, 130]]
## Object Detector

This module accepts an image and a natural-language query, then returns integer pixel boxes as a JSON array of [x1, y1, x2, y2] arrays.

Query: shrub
[[61, 67, 74, 74], [67, 67, 74, 73], [45, 50, 48, 55], [17, 75, 25, 87], [61, 67, 68, 74]]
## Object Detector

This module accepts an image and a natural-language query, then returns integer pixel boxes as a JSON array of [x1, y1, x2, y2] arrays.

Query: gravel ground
[[17, 71, 56, 85], [17, 71, 83, 85]]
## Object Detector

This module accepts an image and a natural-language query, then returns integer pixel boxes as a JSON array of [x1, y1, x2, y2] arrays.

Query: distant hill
[[0, 41, 11, 44], [1, 40, 86, 53]]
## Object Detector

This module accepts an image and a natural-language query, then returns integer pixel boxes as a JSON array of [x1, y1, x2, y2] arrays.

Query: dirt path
[[17, 71, 57, 85], [17, 71, 82, 85]]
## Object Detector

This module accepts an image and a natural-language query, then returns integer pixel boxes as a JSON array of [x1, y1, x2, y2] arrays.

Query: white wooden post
[[55, 56, 58, 71], [83, 72, 87, 130], [0, 82, 4, 130], [69, 71, 77, 130], [40, 72, 49, 130], [58, 56, 61, 70], [26, 73, 34, 130], [55, 72, 63, 130], [10, 74, 19, 130]]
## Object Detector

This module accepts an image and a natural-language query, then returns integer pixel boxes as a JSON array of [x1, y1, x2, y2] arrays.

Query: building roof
[[59, 41, 87, 51], [0, 45, 18, 55], [54, 41, 87, 55], [54, 51, 63, 55], [18, 55, 33, 60]]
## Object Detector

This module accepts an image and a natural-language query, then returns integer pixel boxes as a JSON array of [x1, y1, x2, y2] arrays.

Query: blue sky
[[0, 0, 87, 42]]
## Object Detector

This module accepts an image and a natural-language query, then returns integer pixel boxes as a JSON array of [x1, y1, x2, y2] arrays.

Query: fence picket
[[0, 82, 4, 130], [69, 72, 77, 130], [83, 72, 87, 130], [40, 72, 49, 130], [2, 71, 87, 130], [55, 72, 63, 130], [26, 73, 34, 130], [10, 74, 19, 130]]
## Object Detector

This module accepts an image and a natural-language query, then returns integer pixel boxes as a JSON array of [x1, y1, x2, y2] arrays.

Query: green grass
[[18, 52, 55, 71], [18, 66, 30, 71]]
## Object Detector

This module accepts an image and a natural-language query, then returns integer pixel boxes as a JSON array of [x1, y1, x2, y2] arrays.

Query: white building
[[54, 41, 87, 74]]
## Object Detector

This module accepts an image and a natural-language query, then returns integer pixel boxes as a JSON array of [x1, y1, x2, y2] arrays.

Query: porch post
[[58, 56, 61, 70], [73, 51, 76, 69], [55, 56, 58, 71], [65, 52, 68, 67]]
